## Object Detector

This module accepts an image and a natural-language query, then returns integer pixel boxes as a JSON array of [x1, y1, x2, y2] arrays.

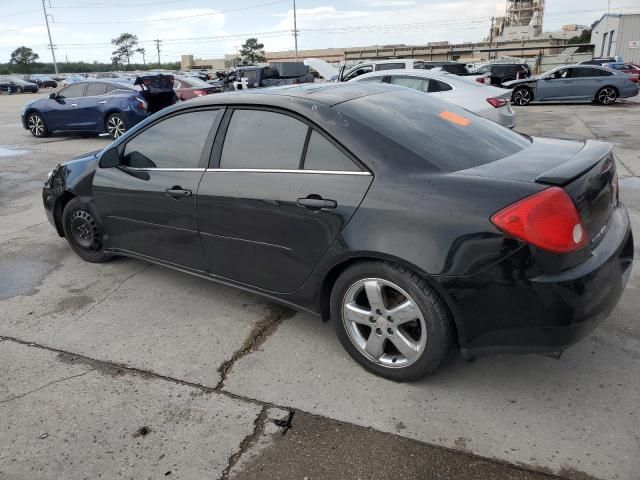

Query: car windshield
[[337, 89, 531, 172]]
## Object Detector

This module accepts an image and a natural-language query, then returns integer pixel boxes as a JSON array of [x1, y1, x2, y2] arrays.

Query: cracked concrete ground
[[1, 92, 638, 480]]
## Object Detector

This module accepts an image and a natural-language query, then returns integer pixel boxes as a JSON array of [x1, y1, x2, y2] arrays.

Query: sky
[[0, 0, 637, 65]]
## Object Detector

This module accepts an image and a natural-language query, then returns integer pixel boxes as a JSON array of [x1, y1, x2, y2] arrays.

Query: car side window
[[571, 67, 597, 78], [427, 79, 453, 92], [122, 110, 220, 169], [58, 83, 85, 98], [377, 63, 405, 71], [550, 68, 571, 79], [344, 65, 373, 81], [389, 76, 430, 93], [85, 83, 107, 96], [220, 110, 308, 170], [304, 130, 360, 172], [355, 76, 384, 83]]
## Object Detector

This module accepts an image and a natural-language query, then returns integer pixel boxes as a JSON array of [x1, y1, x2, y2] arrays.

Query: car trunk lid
[[460, 137, 617, 248], [134, 74, 177, 114]]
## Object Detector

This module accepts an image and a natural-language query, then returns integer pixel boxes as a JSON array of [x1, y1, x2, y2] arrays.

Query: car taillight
[[490, 187, 588, 253], [475, 77, 486, 84], [134, 97, 147, 110], [486, 97, 508, 108], [193, 89, 207, 96]]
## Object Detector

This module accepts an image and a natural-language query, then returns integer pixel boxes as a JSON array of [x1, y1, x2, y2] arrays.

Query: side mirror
[[49, 93, 57, 99], [99, 148, 121, 168]]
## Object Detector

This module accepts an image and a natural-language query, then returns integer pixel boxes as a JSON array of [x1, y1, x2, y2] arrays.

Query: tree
[[111, 33, 139, 70], [9, 46, 39, 68], [136, 47, 146, 67], [239, 38, 266, 64]]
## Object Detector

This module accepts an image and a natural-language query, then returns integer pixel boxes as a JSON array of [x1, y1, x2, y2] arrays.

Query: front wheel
[[595, 86, 617, 105], [15, 86, 23, 93], [511, 86, 532, 106], [331, 261, 452, 381], [62, 198, 111, 263], [27, 112, 49, 138], [105, 113, 127, 139]]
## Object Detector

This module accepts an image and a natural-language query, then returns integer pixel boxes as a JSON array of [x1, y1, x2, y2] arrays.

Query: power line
[[51, 0, 193, 8], [0, 8, 42, 19]]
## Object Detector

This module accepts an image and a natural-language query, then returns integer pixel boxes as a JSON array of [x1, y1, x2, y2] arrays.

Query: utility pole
[[293, 0, 298, 61], [41, 0, 59, 75], [488, 16, 495, 61], [154, 39, 162, 68]]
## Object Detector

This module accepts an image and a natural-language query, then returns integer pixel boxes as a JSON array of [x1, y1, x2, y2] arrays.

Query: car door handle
[[99, 100, 107, 104], [297, 195, 337, 210], [70, 103, 78, 108], [165, 187, 192, 199]]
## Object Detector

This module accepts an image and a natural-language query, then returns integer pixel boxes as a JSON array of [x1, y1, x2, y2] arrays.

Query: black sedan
[[0, 78, 39, 93], [42, 83, 633, 381]]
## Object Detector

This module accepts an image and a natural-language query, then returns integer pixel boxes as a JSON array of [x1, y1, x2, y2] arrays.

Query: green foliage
[[8, 46, 40, 73], [239, 38, 266, 64], [111, 33, 139, 70], [0, 60, 181, 75], [567, 28, 592, 52]]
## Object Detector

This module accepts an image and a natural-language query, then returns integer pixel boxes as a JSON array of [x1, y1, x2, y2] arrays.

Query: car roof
[[184, 82, 401, 108]]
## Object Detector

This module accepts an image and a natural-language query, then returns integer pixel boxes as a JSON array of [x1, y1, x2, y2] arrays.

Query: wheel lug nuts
[[375, 328, 382, 336], [387, 316, 393, 322], [386, 328, 393, 335], [369, 316, 375, 323]]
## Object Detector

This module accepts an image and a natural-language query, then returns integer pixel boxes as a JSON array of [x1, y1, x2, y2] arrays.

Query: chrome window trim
[[205, 168, 372, 176], [121, 167, 206, 172]]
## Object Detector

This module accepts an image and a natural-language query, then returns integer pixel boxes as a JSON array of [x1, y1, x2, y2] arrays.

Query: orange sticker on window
[[439, 110, 471, 127]]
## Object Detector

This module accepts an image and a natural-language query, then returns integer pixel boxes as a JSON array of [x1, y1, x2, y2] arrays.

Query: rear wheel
[[15, 86, 23, 93], [105, 113, 127, 139], [511, 86, 532, 106], [62, 198, 111, 263], [27, 112, 49, 138], [331, 261, 452, 381], [595, 86, 617, 105]]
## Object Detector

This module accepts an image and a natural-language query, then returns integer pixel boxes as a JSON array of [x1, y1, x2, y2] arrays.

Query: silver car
[[351, 68, 515, 128], [504, 65, 639, 105]]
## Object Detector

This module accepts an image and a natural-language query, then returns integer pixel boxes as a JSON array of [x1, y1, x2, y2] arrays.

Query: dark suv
[[473, 63, 532, 86]]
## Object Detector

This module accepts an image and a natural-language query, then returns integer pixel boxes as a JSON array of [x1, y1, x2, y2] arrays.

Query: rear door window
[[303, 131, 360, 172], [571, 67, 598, 78], [427, 80, 453, 92], [220, 110, 308, 170], [85, 83, 107, 96], [343, 65, 373, 81]]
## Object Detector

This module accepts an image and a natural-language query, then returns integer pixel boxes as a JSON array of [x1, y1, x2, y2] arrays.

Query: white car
[[351, 68, 515, 128]]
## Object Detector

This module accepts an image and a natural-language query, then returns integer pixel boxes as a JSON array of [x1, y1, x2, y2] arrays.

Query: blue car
[[21, 75, 176, 139]]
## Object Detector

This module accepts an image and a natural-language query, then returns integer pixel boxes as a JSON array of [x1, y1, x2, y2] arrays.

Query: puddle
[[0, 145, 29, 157]]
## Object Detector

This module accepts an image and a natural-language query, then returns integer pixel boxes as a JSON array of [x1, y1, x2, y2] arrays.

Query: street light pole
[[293, 0, 298, 61], [41, 0, 58, 75]]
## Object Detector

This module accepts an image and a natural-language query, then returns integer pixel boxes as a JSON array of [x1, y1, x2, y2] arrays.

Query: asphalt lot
[[0, 90, 638, 480]]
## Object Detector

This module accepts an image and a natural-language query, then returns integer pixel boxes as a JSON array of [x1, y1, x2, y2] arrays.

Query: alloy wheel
[[28, 114, 44, 137], [69, 209, 102, 252], [342, 278, 427, 368], [597, 87, 616, 105], [106, 115, 125, 138], [512, 88, 531, 106]]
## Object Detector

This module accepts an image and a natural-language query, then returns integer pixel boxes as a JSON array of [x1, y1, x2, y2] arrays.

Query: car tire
[[26, 112, 49, 138], [595, 86, 618, 105], [331, 260, 452, 381], [511, 86, 532, 106], [15, 86, 23, 94], [62, 198, 112, 263], [105, 113, 127, 139]]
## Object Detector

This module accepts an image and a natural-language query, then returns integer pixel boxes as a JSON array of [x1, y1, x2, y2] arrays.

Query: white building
[[591, 13, 640, 63]]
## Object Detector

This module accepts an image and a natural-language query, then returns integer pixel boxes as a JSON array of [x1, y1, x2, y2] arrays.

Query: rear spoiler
[[535, 140, 612, 186]]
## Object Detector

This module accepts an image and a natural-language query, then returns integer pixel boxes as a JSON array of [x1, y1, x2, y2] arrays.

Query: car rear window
[[337, 89, 530, 172], [441, 63, 468, 74]]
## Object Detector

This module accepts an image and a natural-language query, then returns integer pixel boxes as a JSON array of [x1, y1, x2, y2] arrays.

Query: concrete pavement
[[0, 91, 638, 479]]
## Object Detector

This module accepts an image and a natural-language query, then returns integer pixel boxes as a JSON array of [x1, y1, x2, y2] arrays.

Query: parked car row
[[41, 81, 634, 380], [0, 77, 40, 94]]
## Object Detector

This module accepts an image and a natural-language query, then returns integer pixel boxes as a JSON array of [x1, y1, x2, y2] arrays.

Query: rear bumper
[[478, 105, 515, 129], [441, 205, 633, 358]]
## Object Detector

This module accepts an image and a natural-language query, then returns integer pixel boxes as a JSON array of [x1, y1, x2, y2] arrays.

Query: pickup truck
[[216, 66, 314, 91]]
